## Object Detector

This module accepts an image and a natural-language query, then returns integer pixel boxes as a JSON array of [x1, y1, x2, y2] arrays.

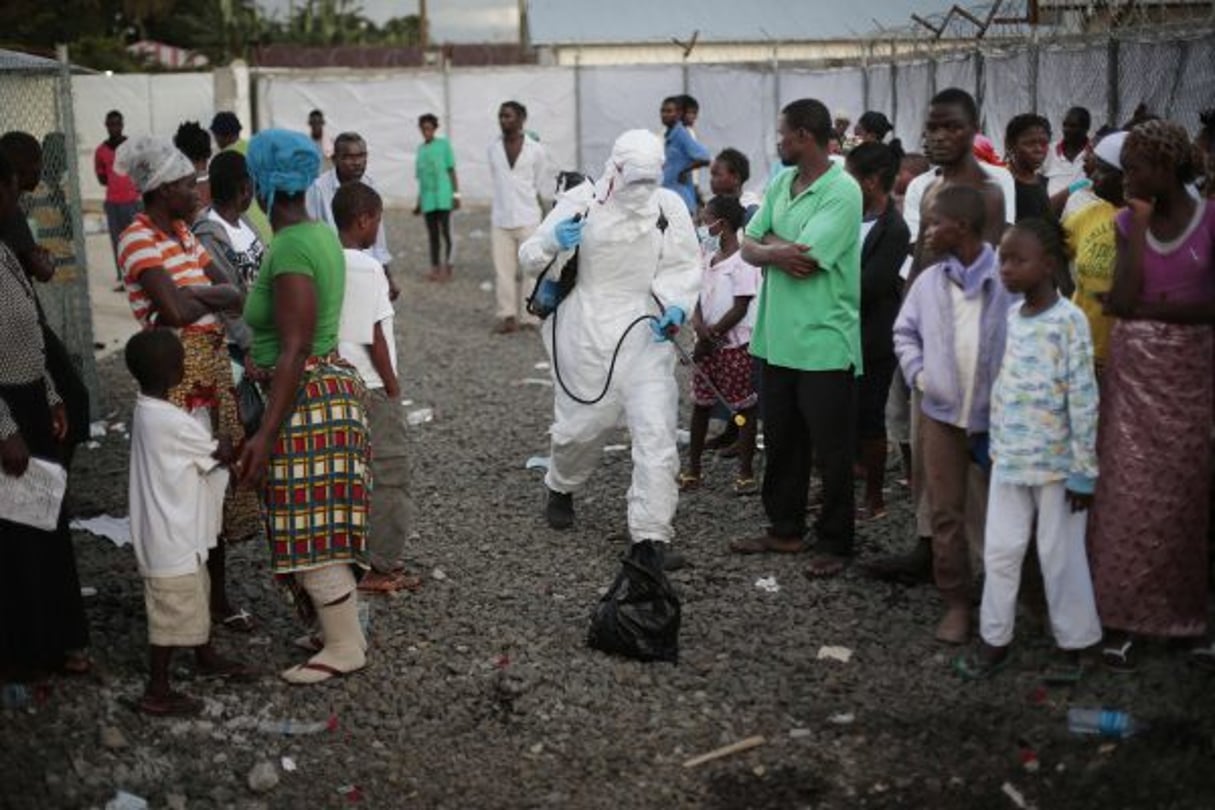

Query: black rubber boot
[[545, 488, 574, 530], [628, 540, 666, 573]]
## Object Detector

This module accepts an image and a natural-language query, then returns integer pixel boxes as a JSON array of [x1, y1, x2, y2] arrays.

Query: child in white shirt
[[126, 329, 254, 716], [680, 196, 760, 495], [333, 182, 415, 595]]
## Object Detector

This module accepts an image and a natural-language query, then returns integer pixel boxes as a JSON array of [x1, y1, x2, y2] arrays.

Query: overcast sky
[[256, 0, 519, 42]]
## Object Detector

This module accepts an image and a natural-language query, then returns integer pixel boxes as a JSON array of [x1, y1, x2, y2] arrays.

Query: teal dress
[[416, 137, 456, 213]]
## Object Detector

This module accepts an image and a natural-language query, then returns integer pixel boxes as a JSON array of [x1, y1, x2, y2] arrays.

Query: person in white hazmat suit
[[518, 129, 702, 573]]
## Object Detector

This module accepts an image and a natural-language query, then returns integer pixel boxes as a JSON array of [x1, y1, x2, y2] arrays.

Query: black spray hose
[[549, 296, 747, 426]]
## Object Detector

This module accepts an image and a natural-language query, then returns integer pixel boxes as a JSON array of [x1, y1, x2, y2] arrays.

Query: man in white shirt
[[1041, 107, 1091, 197], [488, 100, 549, 334], [306, 132, 398, 301]]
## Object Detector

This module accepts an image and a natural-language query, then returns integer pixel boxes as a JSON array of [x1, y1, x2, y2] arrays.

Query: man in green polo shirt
[[729, 98, 862, 578]]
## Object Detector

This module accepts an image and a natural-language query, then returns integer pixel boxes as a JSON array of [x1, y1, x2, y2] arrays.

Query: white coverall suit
[[518, 130, 702, 544]]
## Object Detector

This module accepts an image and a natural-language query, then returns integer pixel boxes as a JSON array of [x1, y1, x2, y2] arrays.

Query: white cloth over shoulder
[[128, 395, 228, 578], [518, 129, 702, 543]]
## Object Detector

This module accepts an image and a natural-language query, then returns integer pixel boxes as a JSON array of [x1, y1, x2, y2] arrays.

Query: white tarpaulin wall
[[688, 65, 777, 193], [257, 71, 444, 205], [68, 30, 1212, 206], [982, 49, 1033, 156], [1037, 45, 1108, 142], [447, 67, 577, 202], [893, 62, 933, 150], [72, 73, 214, 202], [577, 65, 683, 177]]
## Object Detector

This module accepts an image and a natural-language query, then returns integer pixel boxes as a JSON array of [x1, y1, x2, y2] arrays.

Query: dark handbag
[[235, 375, 264, 437]]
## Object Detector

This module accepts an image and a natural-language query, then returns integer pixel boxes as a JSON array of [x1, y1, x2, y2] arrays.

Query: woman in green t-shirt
[[413, 113, 460, 282], [237, 129, 371, 685]]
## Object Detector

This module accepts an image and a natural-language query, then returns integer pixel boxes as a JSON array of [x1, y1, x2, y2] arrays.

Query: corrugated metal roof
[[525, 0, 961, 45]]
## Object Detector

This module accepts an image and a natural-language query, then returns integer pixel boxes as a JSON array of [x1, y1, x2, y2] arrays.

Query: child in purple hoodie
[[893, 185, 1018, 645]]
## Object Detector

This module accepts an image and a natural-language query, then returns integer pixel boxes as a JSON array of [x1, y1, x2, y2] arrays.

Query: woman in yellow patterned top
[[1063, 131, 1125, 372]]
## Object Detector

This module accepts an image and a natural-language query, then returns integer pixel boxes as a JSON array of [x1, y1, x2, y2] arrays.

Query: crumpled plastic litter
[[69, 515, 132, 548], [406, 408, 434, 426], [105, 791, 148, 810], [281, 756, 297, 772], [525, 456, 550, 471], [829, 712, 855, 725], [754, 576, 780, 593], [816, 645, 853, 664]]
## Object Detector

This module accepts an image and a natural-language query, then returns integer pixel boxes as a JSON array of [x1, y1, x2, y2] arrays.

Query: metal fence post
[[975, 48, 986, 128], [574, 54, 583, 171], [1029, 41, 1040, 113]]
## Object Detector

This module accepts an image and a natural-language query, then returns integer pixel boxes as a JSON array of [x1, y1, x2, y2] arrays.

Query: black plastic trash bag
[[587, 542, 681, 663]]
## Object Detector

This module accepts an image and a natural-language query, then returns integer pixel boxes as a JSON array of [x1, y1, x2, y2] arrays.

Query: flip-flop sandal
[[953, 648, 1012, 680], [677, 472, 702, 492], [1102, 639, 1137, 673], [281, 660, 362, 685], [804, 554, 847, 579], [729, 536, 805, 555], [215, 609, 256, 634], [358, 571, 413, 594], [138, 691, 204, 717], [733, 476, 758, 496]]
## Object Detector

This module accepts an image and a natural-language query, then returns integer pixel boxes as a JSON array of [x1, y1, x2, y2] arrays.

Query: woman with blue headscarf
[[236, 130, 370, 684]]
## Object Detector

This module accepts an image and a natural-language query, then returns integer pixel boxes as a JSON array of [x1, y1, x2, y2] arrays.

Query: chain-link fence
[[857, 24, 1214, 155], [0, 49, 100, 417]]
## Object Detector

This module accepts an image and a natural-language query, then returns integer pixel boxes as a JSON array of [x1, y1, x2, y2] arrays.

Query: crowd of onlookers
[[657, 90, 1214, 682], [0, 85, 1211, 714]]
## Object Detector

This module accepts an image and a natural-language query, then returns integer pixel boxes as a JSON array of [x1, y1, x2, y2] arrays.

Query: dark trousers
[[424, 209, 453, 267], [760, 361, 856, 556]]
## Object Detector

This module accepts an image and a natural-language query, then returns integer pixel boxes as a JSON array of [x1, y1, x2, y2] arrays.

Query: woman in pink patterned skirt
[[1088, 120, 1215, 671]]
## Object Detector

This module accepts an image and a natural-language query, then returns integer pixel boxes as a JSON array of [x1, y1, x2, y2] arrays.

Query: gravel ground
[[2, 209, 1214, 810]]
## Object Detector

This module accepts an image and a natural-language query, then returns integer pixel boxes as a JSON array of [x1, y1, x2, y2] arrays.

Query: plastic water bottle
[[1067, 707, 1143, 738], [1, 683, 29, 709]]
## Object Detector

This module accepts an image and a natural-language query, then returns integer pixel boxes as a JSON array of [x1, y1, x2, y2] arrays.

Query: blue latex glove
[[553, 217, 584, 250], [650, 306, 686, 342]]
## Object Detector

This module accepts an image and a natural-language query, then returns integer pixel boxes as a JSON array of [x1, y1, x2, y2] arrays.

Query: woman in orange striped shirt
[[115, 136, 263, 635]]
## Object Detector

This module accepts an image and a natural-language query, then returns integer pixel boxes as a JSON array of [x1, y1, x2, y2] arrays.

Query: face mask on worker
[[696, 222, 721, 255]]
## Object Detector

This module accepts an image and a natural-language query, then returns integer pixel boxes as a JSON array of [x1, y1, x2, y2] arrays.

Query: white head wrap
[[1093, 131, 1127, 170], [113, 135, 196, 194]]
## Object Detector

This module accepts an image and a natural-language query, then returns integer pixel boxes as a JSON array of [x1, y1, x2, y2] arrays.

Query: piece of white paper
[[816, 645, 854, 664], [69, 514, 133, 548], [0, 457, 66, 530]]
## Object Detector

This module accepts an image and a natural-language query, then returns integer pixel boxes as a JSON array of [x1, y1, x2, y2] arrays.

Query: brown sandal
[[677, 471, 702, 492]]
